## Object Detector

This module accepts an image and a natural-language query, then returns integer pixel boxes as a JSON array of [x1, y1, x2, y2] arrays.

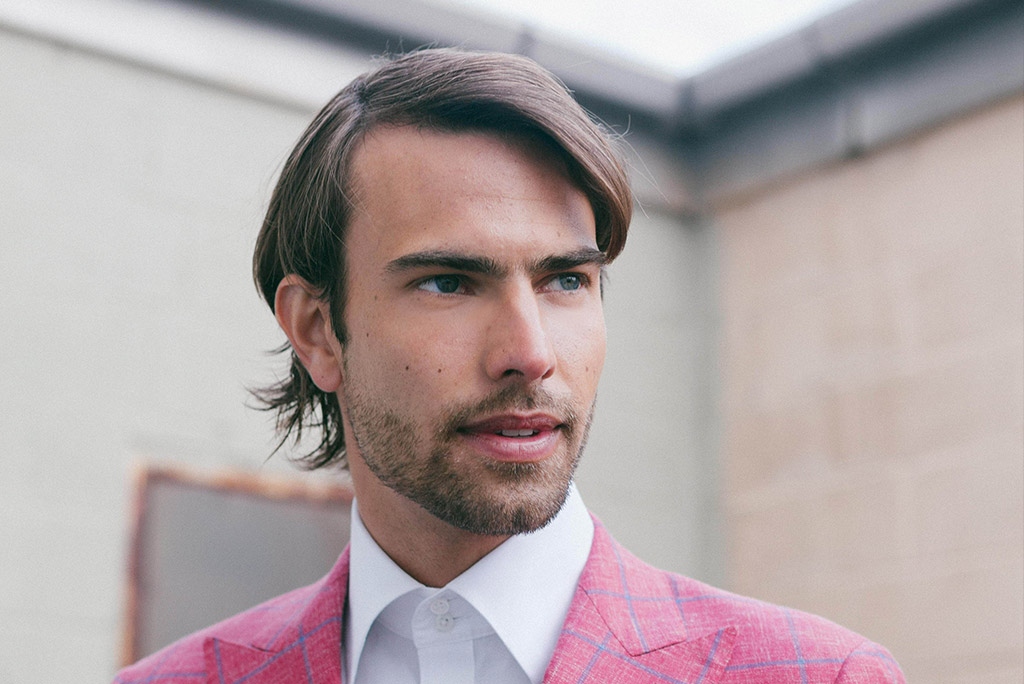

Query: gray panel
[[136, 478, 351, 659]]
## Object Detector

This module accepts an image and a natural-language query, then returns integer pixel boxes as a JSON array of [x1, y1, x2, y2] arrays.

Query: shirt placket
[[413, 592, 475, 684]]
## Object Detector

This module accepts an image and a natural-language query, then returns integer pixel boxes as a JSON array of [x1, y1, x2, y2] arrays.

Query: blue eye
[[549, 274, 584, 291], [419, 275, 465, 294]]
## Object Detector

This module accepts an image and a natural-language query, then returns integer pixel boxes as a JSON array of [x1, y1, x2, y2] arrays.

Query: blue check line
[[608, 542, 650, 652], [784, 609, 809, 684], [119, 673, 205, 683], [725, 658, 845, 671], [297, 622, 314, 684], [131, 640, 185, 684], [232, 615, 342, 684], [694, 629, 724, 684], [215, 640, 227, 684], [668, 576, 690, 638], [586, 589, 761, 605], [263, 579, 338, 649], [575, 632, 611, 684], [562, 629, 691, 684], [850, 646, 898, 678], [674, 593, 762, 605], [263, 584, 330, 649]]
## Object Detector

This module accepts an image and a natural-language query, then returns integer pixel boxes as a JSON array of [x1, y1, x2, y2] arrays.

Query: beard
[[342, 378, 594, 536]]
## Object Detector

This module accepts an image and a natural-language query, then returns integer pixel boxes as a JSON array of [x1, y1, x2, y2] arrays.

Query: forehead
[[350, 125, 573, 196], [344, 126, 596, 262]]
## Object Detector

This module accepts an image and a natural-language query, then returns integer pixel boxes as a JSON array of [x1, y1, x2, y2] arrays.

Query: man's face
[[336, 126, 606, 536]]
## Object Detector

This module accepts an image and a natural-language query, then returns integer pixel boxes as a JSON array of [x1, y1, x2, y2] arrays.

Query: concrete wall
[[0, 26, 325, 680], [0, 6, 714, 680], [584, 209, 720, 583], [716, 95, 1024, 683]]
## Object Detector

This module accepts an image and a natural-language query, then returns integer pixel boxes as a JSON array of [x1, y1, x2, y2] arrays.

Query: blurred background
[[0, 0, 1021, 681]]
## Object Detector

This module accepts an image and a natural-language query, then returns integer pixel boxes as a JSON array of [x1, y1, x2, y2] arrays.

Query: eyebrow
[[529, 248, 607, 273], [385, 247, 606, 277], [386, 251, 507, 277]]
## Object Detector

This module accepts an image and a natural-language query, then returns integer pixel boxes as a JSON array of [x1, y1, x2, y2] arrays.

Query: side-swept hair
[[252, 48, 633, 470]]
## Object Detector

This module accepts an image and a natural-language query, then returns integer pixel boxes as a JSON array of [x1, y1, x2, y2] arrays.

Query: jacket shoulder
[[112, 581, 320, 683], [678, 574, 900, 681], [585, 525, 903, 683], [657, 569, 903, 683]]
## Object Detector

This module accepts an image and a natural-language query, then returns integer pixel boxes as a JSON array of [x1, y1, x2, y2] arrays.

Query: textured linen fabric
[[346, 485, 594, 683], [114, 517, 905, 684]]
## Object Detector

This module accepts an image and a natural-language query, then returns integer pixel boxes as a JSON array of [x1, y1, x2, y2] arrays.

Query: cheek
[[363, 322, 478, 397], [582, 328, 607, 387], [556, 309, 606, 386]]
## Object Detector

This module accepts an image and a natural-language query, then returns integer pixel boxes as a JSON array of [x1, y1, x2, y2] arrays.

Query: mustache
[[436, 384, 580, 438]]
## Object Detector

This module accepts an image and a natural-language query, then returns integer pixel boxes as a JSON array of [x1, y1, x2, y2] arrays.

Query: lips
[[460, 413, 561, 435], [457, 413, 564, 463]]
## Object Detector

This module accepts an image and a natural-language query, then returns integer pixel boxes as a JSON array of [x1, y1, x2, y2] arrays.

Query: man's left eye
[[418, 275, 466, 294], [547, 274, 584, 291]]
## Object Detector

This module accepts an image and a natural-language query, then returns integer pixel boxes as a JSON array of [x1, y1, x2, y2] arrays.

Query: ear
[[274, 275, 343, 393]]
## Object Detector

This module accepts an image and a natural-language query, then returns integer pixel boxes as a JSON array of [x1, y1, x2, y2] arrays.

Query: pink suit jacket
[[114, 519, 904, 684]]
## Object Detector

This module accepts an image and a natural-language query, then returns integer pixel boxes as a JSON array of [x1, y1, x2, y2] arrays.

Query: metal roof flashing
[[177, 0, 1022, 126], [168, 0, 1023, 204], [4, 0, 1018, 207]]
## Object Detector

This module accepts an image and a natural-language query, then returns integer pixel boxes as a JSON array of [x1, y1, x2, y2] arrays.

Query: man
[[115, 49, 904, 683]]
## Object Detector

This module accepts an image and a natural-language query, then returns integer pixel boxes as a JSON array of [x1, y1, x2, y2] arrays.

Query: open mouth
[[496, 429, 541, 437], [456, 414, 564, 462]]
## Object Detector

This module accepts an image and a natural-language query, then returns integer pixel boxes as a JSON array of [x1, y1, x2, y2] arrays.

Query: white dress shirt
[[344, 484, 595, 684]]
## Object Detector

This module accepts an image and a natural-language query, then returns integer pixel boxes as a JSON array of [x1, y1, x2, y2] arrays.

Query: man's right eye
[[417, 275, 466, 294]]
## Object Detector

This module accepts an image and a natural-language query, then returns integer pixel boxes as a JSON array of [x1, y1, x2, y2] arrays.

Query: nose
[[484, 284, 556, 383]]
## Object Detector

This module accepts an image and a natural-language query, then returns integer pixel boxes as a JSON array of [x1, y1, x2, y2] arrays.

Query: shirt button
[[434, 614, 455, 632], [429, 597, 450, 615]]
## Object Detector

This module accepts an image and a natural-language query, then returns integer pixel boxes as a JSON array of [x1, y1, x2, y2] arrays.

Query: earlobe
[[274, 275, 344, 393]]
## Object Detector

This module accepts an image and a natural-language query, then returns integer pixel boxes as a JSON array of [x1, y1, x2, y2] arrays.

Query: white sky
[[427, 0, 858, 76]]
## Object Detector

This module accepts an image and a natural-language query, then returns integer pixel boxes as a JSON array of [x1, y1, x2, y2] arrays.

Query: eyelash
[[417, 274, 470, 295], [545, 273, 590, 292], [415, 272, 591, 295]]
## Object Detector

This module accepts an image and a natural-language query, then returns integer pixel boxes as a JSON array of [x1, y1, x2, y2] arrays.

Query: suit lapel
[[545, 521, 736, 683], [198, 519, 736, 684], [204, 549, 350, 684]]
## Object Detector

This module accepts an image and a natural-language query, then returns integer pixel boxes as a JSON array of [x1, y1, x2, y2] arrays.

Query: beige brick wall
[[715, 95, 1024, 683]]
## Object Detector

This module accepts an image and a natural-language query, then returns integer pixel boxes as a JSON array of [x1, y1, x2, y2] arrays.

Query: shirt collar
[[345, 484, 594, 684]]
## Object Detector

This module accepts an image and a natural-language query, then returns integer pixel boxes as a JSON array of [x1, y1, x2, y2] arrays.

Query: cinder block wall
[[0, 27, 321, 681], [715, 95, 1024, 683]]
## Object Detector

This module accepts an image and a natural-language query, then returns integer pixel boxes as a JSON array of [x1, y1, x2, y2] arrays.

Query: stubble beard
[[343, 379, 594, 536]]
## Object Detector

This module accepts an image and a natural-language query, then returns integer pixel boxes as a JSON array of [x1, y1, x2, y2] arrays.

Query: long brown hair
[[252, 48, 633, 470]]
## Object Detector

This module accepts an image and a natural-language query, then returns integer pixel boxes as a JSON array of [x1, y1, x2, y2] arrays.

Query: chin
[[418, 464, 574, 536]]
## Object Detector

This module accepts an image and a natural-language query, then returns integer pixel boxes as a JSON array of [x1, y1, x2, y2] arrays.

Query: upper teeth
[[499, 429, 537, 437]]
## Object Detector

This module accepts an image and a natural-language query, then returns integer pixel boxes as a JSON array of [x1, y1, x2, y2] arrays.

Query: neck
[[348, 457, 508, 587]]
